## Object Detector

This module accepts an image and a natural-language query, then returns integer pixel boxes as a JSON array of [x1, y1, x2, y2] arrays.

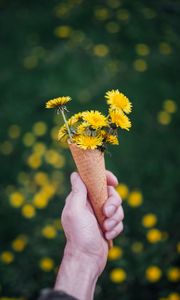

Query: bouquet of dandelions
[[46, 90, 132, 247]]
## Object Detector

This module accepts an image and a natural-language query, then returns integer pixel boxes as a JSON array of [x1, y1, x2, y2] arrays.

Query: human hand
[[61, 170, 124, 276]]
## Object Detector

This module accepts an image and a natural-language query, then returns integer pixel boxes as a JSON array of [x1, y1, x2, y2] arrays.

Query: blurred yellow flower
[[109, 109, 131, 130], [116, 183, 129, 200], [133, 59, 147, 72], [131, 242, 144, 253], [33, 142, 46, 155], [21, 204, 36, 218], [39, 257, 54, 271], [110, 268, 127, 283], [146, 228, 162, 243], [45, 150, 65, 168], [34, 172, 48, 186], [167, 267, 180, 282], [168, 293, 180, 300], [46, 96, 71, 108], [12, 236, 27, 252], [159, 42, 172, 55], [33, 121, 47, 136], [108, 246, 123, 260], [9, 192, 24, 208], [106, 22, 120, 33], [22, 132, 36, 147], [27, 154, 42, 169], [135, 43, 150, 56], [82, 110, 108, 129], [117, 9, 130, 21], [42, 225, 57, 239], [54, 26, 72, 38], [1, 251, 14, 264], [94, 8, 110, 21], [41, 184, 57, 198], [106, 134, 119, 145], [145, 266, 162, 282], [33, 193, 49, 209], [163, 99, 177, 114], [8, 124, 21, 139], [142, 214, 157, 228], [105, 89, 132, 114], [157, 111, 171, 125], [1, 141, 13, 155], [74, 135, 103, 150], [127, 190, 143, 207], [93, 44, 109, 57]]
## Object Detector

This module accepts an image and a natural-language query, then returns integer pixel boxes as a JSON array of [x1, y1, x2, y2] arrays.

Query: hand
[[54, 171, 124, 300]]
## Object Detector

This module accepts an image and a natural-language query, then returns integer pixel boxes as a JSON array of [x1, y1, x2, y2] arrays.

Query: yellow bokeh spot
[[10, 192, 24, 208], [116, 183, 129, 200], [163, 99, 177, 114], [167, 267, 180, 282], [145, 266, 162, 282], [33, 121, 47, 136], [107, 0, 121, 9], [1, 141, 13, 155], [21, 204, 36, 218], [51, 126, 59, 141], [44, 150, 65, 168], [33, 192, 49, 209], [142, 214, 157, 228], [42, 225, 57, 239], [8, 125, 21, 139], [1, 251, 14, 264], [33, 142, 46, 155], [34, 172, 49, 185], [131, 242, 144, 253], [146, 228, 162, 243], [12, 236, 27, 252], [133, 59, 147, 72], [23, 56, 38, 69], [106, 22, 120, 33], [39, 257, 54, 271], [157, 111, 171, 125], [27, 154, 42, 169], [94, 8, 110, 21], [108, 246, 123, 260], [93, 44, 109, 57], [127, 190, 143, 207], [117, 9, 130, 21], [135, 43, 150, 56], [159, 42, 172, 55], [23, 132, 36, 147], [168, 293, 180, 300], [54, 25, 72, 38], [110, 268, 127, 283]]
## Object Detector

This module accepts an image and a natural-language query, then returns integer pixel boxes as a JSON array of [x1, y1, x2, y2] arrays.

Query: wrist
[[54, 244, 99, 300]]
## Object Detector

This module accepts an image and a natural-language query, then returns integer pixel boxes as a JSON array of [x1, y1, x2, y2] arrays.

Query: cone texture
[[69, 142, 108, 231]]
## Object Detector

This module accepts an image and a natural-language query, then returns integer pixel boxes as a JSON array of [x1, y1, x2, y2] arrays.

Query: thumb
[[70, 172, 87, 206]]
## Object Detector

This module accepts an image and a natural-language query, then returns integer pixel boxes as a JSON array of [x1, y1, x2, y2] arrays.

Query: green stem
[[61, 108, 73, 142]]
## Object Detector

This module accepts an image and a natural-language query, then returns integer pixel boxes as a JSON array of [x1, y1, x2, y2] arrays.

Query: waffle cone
[[68, 141, 113, 248]]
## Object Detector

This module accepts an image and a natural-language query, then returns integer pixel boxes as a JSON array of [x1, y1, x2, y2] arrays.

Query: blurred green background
[[0, 0, 180, 299]]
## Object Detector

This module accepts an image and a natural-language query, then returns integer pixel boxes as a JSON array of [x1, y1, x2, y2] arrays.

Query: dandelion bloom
[[73, 135, 103, 150], [106, 134, 119, 145], [109, 109, 131, 130], [58, 125, 68, 141], [82, 110, 108, 129], [105, 89, 132, 114], [46, 96, 71, 108]]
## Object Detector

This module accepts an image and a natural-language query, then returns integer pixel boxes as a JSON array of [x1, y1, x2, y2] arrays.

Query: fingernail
[[106, 205, 116, 216]]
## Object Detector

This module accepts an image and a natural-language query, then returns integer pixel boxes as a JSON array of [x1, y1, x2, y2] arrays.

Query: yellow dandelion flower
[[108, 246, 123, 260], [106, 134, 119, 145], [116, 183, 129, 200], [9, 192, 24, 208], [142, 213, 157, 228], [57, 124, 68, 141], [12, 236, 27, 252], [105, 89, 132, 113], [21, 204, 36, 218], [127, 190, 143, 207], [145, 266, 162, 282], [39, 257, 54, 272], [42, 225, 57, 239], [1, 251, 14, 264], [46, 96, 71, 108], [109, 109, 131, 130], [110, 268, 127, 283], [167, 267, 180, 282], [74, 135, 103, 150], [146, 228, 162, 243], [68, 112, 83, 126], [82, 110, 108, 129], [76, 122, 90, 135], [168, 293, 180, 300]]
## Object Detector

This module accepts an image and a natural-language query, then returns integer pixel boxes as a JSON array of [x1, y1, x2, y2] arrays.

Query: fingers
[[103, 206, 124, 231], [106, 170, 118, 187], [103, 186, 122, 217], [105, 222, 124, 240], [65, 172, 87, 209]]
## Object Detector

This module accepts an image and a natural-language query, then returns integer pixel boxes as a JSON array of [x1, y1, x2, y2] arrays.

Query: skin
[[54, 170, 124, 300]]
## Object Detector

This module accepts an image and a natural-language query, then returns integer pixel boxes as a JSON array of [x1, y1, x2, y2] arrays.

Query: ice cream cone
[[68, 141, 113, 249]]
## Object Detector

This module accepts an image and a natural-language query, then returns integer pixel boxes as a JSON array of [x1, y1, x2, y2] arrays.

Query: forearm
[[54, 246, 99, 300]]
